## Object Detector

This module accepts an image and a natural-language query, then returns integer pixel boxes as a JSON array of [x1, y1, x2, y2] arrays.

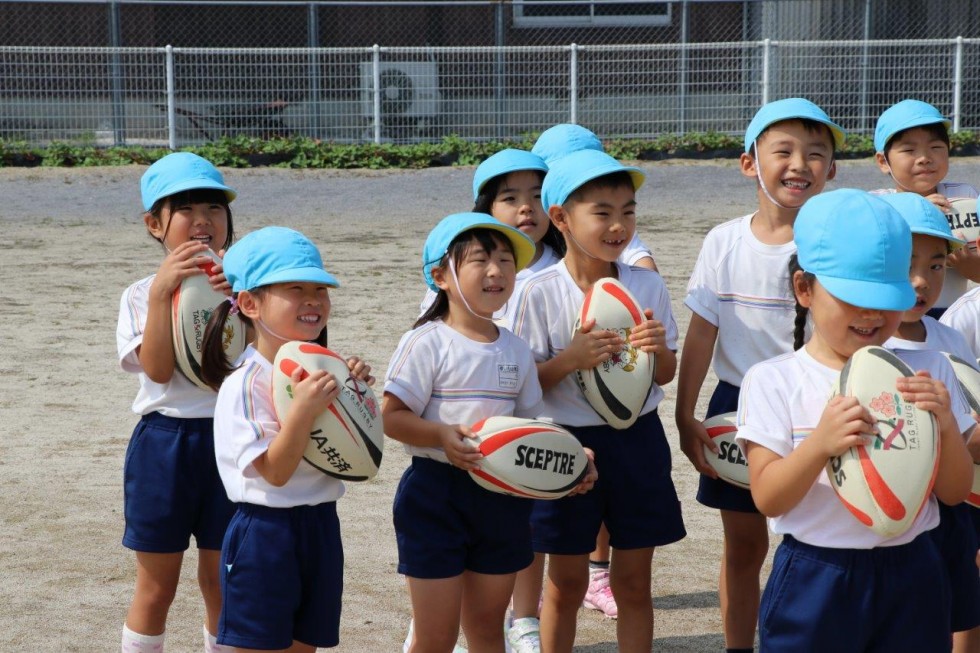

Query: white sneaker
[[403, 619, 468, 653], [506, 617, 541, 653]]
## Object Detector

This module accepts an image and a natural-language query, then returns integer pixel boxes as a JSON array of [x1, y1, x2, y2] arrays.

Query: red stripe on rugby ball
[[326, 403, 364, 448], [836, 493, 875, 527], [298, 342, 347, 364], [706, 425, 736, 439], [470, 468, 537, 498], [580, 287, 594, 325], [857, 447, 906, 521], [477, 426, 561, 456], [600, 281, 642, 325]]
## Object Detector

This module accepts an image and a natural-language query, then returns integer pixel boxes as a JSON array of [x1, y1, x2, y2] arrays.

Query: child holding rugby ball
[[737, 189, 973, 652], [200, 226, 373, 651], [385, 213, 595, 653], [510, 149, 684, 653], [877, 192, 980, 653], [116, 152, 237, 653], [674, 98, 843, 653]]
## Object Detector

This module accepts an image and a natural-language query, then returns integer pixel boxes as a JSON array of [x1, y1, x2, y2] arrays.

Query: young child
[[116, 152, 238, 653], [388, 213, 597, 653], [418, 149, 559, 332], [532, 123, 658, 273], [736, 189, 974, 652], [872, 98, 980, 317], [879, 192, 980, 653], [201, 226, 372, 651], [674, 97, 843, 653], [511, 149, 685, 653]]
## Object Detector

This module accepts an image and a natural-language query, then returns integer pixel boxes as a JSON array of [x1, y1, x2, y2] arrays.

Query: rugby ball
[[271, 341, 384, 481], [940, 352, 980, 508], [827, 346, 940, 538], [573, 277, 655, 429], [171, 249, 246, 391], [702, 412, 750, 489], [948, 197, 980, 248], [468, 416, 588, 499]]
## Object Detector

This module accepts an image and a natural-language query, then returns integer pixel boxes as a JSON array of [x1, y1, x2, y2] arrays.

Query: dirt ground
[[3, 158, 975, 651]]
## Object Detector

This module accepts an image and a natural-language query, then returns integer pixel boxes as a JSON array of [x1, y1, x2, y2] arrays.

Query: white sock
[[203, 624, 226, 652], [121, 624, 164, 653]]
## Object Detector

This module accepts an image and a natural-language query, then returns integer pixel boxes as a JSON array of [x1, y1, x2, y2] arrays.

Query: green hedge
[[3, 131, 980, 168]]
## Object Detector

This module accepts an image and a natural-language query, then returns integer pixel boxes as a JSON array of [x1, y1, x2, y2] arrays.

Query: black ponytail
[[788, 254, 815, 351]]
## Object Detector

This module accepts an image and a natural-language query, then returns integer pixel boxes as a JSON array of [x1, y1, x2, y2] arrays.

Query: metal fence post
[[859, 0, 871, 133], [679, 0, 689, 133], [953, 36, 964, 133], [761, 38, 771, 106], [308, 3, 321, 137], [108, 0, 125, 145], [569, 43, 578, 124], [372, 44, 381, 144], [166, 45, 176, 150]]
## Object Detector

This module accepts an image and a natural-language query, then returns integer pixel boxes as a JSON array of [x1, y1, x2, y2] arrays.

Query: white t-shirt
[[871, 182, 980, 309], [685, 214, 801, 386], [885, 316, 977, 368], [511, 260, 677, 427], [213, 346, 346, 507], [940, 286, 980, 361], [621, 232, 654, 266], [117, 275, 217, 418], [418, 243, 562, 330], [735, 346, 971, 549], [384, 321, 543, 463]]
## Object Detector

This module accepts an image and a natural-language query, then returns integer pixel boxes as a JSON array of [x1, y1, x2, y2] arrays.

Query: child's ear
[[431, 265, 450, 291], [549, 205, 569, 232], [143, 212, 165, 240], [874, 151, 891, 175], [237, 290, 261, 320], [793, 270, 814, 308], [827, 159, 838, 181], [739, 152, 758, 179]]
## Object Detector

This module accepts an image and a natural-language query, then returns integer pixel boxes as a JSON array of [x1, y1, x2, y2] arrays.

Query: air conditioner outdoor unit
[[359, 61, 441, 120]]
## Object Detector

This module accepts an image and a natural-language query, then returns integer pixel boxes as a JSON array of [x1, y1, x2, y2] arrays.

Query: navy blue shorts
[[531, 410, 686, 555], [123, 412, 235, 553], [760, 534, 950, 652], [218, 502, 343, 650], [931, 502, 980, 632], [696, 381, 760, 514], [972, 504, 980, 544], [393, 456, 534, 578]]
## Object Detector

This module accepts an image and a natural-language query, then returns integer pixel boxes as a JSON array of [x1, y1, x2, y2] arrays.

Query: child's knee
[[724, 536, 769, 569]]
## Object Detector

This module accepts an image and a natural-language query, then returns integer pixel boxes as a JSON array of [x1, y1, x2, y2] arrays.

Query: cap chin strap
[[565, 226, 601, 260], [448, 257, 495, 324], [882, 157, 917, 193], [754, 138, 792, 211], [256, 317, 306, 343]]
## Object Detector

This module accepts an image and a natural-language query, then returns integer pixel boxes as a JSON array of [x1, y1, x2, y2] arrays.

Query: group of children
[[116, 96, 980, 653]]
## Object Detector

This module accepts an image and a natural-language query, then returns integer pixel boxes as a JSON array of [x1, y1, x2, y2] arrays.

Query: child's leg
[[125, 551, 183, 635], [197, 548, 223, 638], [609, 547, 654, 653], [540, 553, 590, 653], [511, 552, 545, 618], [953, 627, 980, 653], [232, 642, 315, 653], [583, 524, 617, 618], [406, 576, 464, 653], [592, 523, 610, 562], [460, 570, 517, 653], [719, 509, 768, 649]]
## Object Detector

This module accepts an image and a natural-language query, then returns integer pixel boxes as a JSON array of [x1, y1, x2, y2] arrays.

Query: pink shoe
[[582, 569, 618, 619]]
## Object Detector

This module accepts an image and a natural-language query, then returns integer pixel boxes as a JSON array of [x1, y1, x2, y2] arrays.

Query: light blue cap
[[532, 123, 604, 165], [795, 189, 914, 311], [422, 212, 536, 292], [877, 192, 966, 249], [140, 152, 236, 211], [541, 149, 644, 210], [223, 226, 338, 293], [743, 97, 846, 152], [874, 99, 950, 153], [472, 149, 548, 201]]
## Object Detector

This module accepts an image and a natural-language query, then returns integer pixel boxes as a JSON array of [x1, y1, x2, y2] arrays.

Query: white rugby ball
[[271, 341, 384, 481], [702, 412, 750, 489], [948, 197, 980, 248], [468, 416, 588, 499], [171, 249, 246, 390], [940, 352, 980, 509], [827, 346, 939, 538], [573, 277, 655, 430]]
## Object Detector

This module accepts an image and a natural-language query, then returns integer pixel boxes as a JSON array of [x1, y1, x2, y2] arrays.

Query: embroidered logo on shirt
[[498, 364, 518, 389]]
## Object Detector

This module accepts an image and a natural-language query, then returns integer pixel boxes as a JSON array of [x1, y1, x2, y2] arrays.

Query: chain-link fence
[[3, 0, 980, 146]]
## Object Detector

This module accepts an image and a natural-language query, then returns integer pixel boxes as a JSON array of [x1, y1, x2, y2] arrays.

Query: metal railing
[[2, 38, 979, 147]]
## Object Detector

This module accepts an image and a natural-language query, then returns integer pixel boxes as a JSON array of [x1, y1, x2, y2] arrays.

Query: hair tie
[[226, 295, 240, 315]]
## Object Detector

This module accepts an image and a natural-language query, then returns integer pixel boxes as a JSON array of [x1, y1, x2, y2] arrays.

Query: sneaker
[[507, 617, 541, 653], [582, 569, 618, 619], [403, 619, 468, 653]]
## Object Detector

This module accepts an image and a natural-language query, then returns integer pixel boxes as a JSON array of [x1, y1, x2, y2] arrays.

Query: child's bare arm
[[675, 313, 721, 476], [381, 393, 483, 470]]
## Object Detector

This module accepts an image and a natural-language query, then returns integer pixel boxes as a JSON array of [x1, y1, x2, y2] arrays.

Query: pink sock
[[203, 624, 227, 652], [121, 624, 164, 653]]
